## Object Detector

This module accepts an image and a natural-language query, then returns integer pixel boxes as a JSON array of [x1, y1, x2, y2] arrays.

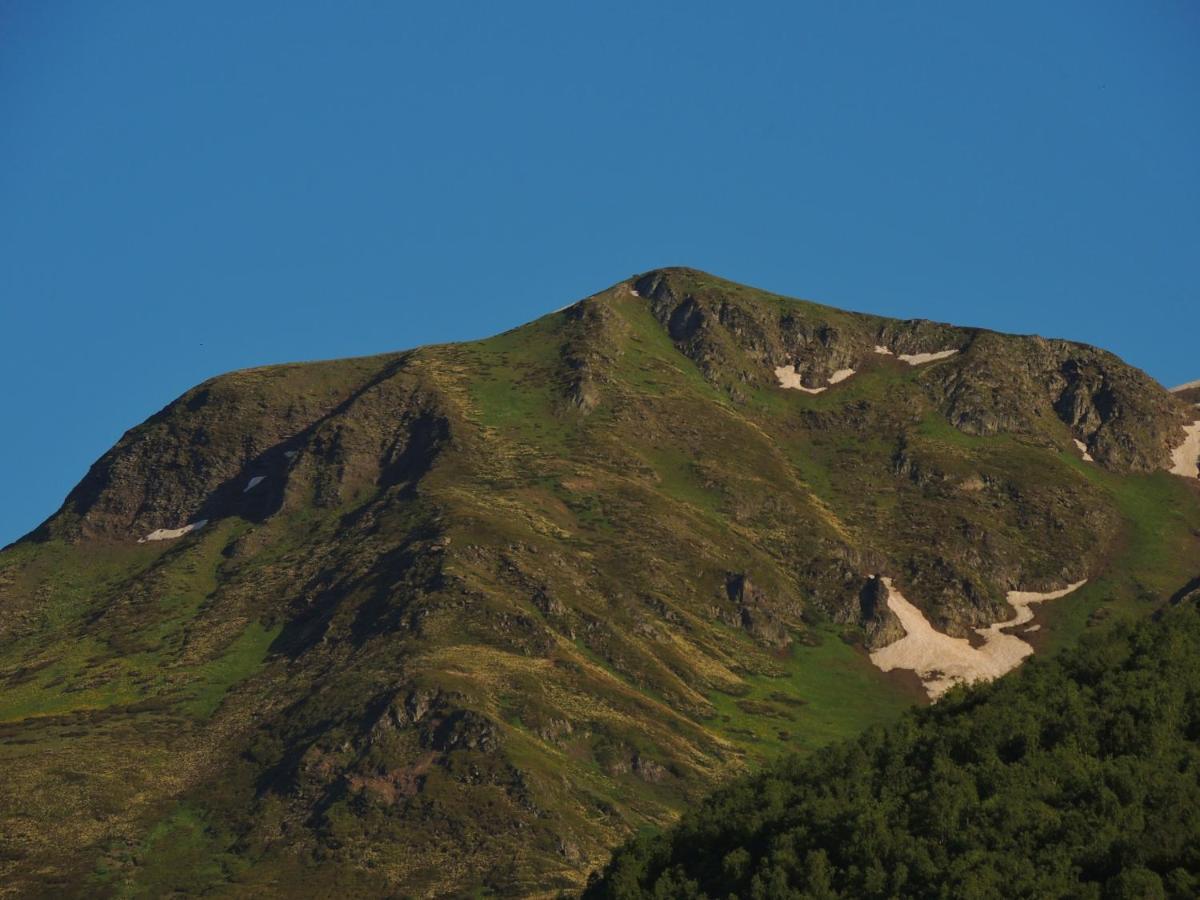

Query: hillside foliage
[[588, 598, 1200, 899]]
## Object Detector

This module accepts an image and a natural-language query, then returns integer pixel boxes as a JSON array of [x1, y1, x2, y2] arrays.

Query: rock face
[[860, 576, 906, 650], [635, 268, 1191, 473], [43, 354, 449, 542], [2, 268, 1198, 898], [725, 573, 793, 648]]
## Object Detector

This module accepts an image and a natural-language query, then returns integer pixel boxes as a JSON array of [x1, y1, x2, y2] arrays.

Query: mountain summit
[[3, 269, 1199, 896]]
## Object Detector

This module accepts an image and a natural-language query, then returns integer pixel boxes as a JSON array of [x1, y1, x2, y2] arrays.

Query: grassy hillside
[[1, 269, 1197, 897], [586, 594, 1200, 899]]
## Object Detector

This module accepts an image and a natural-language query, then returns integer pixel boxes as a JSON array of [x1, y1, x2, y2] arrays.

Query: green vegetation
[[0, 268, 1195, 896], [1038, 464, 1200, 656], [706, 625, 923, 759], [587, 597, 1200, 899], [182, 620, 281, 718]]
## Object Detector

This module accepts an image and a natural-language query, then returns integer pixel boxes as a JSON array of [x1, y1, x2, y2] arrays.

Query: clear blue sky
[[2, 2, 1198, 546]]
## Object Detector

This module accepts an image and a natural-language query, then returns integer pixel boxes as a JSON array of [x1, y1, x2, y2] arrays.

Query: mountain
[[1, 268, 1198, 897], [585, 591, 1200, 899]]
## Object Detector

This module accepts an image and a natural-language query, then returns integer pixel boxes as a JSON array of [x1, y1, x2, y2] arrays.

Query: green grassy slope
[[0, 269, 1196, 897], [586, 594, 1200, 899]]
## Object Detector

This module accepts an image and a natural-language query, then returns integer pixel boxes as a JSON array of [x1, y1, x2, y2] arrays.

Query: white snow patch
[[873, 345, 893, 355], [1023, 624, 1041, 633], [828, 368, 856, 384], [1168, 421, 1200, 478], [1169, 379, 1200, 392], [774, 365, 827, 394], [284, 450, 298, 460], [1072, 439, 1094, 462], [775, 365, 857, 392], [139, 519, 208, 544], [244, 476, 266, 492], [869, 577, 1087, 700], [897, 349, 958, 366]]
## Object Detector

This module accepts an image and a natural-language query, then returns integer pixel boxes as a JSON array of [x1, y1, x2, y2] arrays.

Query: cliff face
[[2, 269, 1198, 897]]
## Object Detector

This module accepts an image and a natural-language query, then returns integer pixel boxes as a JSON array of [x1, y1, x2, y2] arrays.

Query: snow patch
[[869, 577, 1087, 700], [244, 476, 266, 492], [139, 519, 208, 544], [284, 450, 299, 460], [1072, 439, 1094, 462], [828, 368, 856, 384], [897, 349, 958, 366], [1169, 379, 1200, 392], [774, 366, 826, 394], [873, 345, 893, 355], [1168, 421, 1200, 478], [775, 365, 857, 392]]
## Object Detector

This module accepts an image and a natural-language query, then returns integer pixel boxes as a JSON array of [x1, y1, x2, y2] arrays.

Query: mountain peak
[[2, 270, 1199, 896]]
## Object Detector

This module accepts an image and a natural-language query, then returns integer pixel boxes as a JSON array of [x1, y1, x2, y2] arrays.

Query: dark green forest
[[587, 597, 1200, 899]]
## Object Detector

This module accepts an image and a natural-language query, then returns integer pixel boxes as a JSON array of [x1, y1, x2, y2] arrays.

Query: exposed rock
[[424, 709, 502, 754], [725, 573, 791, 648], [859, 576, 906, 650], [631, 752, 669, 783]]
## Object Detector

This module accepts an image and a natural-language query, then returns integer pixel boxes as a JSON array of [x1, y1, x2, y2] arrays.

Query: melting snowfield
[[775, 365, 857, 393], [872, 345, 958, 364], [244, 475, 266, 492], [777, 346, 958, 392], [1073, 439, 1094, 462], [1169, 421, 1200, 478], [775, 365, 826, 393], [139, 519, 208, 543], [869, 576, 1087, 700], [897, 348, 958, 366]]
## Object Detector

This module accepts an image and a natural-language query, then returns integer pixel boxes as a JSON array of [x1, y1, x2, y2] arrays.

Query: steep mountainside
[[587, 593, 1200, 899], [2, 269, 1198, 897]]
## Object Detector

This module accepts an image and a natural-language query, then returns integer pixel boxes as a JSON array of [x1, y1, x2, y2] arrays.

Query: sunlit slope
[[1, 269, 1197, 897]]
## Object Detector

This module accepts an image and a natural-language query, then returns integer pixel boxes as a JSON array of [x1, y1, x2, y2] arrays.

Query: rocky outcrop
[[725, 573, 792, 648], [559, 298, 627, 413], [633, 267, 1190, 474], [35, 354, 450, 542], [859, 576, 906, 650]]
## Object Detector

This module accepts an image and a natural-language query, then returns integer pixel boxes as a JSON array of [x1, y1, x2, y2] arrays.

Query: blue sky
[[2, 1, 1198, 545]]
